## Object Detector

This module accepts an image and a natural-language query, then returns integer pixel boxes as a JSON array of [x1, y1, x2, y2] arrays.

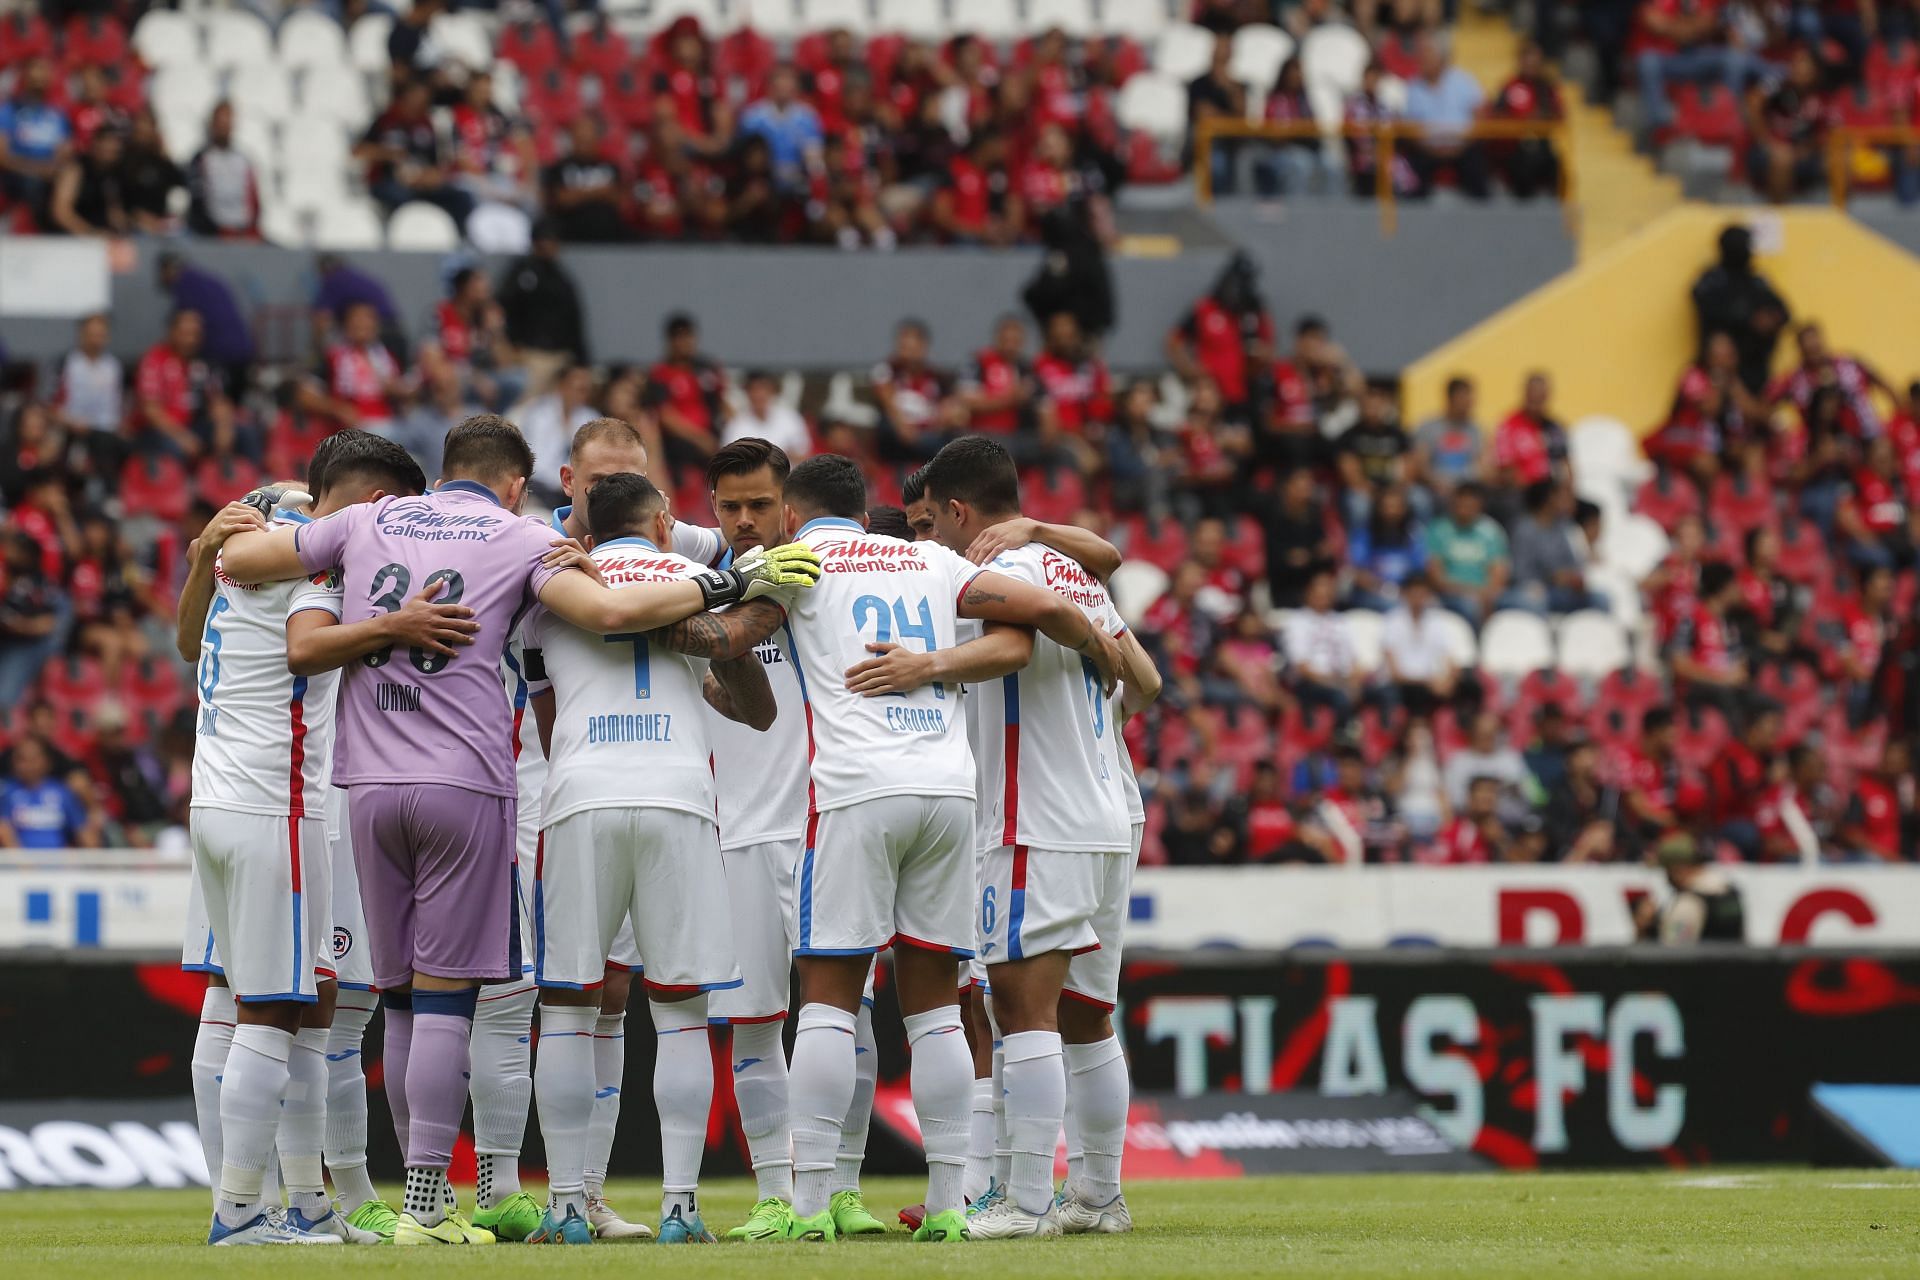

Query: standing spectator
[[134, 309, 226, 460], [1284, 567, 1361, 718], [1691, 224, 1789, 395], [186, 101, 260, 239], [1745, 43, 1833, 204], [1166, 253, 1274, 420], [542, 116, 627, 244], [931, 128, 1022, 246], [356, 80, 475, 230], [1508, 481, 1606, 614], [1410, 375, 1484, 498], [313, 252, 402, 355], [740, 64, 825, 194], [1263, 466, 1337, 607], [311, 301, 406, 437], [0, 531, 68, 710], [0, 57, 70, 221], [1488, 39, 1564, 198], [641, 312, 726, 472], [0, 737, 97, 849], [1381, 573, 1458, 718], [1428, 479, 1512, 621], [1018, 123, 1116, 338], [47, 125, 126, 237], [516, 363, 599, 501], [1493, 371, 1570, 497], [1443, 710, 1529, 809], [872, 318, 957, 459], [959, 314, 1040, 438], [157, 253, 255, 394], [1403, 31, 1490, 199], [1186, 34, 1248, 194], [1334, 380, 1409, 528], [498, 219, 589, 388], [722, 371, 812, 457], [49, 313, 123, 481], [1637, 0, 1756, 135], [119, 109, 183, 235]]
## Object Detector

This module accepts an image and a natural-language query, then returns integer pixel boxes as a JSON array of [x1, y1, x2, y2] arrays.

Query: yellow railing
[[1192, 117, 1578, 237], [1827, 125, 1920, 207]]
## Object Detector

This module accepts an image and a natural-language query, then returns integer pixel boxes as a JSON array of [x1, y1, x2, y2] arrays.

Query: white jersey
[[981, 544, 1130, 853], [190, 511, 344, 818], [958, 616, 1007, 855], [775, 517, 983, 813], [524, 537, 716, 827], [706, 633, 808, 850]]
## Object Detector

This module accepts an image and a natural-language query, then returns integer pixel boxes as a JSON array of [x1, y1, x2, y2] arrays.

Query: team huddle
[[178, 411, 1160, 1247]]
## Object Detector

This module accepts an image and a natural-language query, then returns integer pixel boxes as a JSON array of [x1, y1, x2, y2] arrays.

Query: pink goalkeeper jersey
[[294, 480, 566, 798]]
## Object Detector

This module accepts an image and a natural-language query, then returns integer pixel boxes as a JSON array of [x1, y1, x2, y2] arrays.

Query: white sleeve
[[670, 520, 725, 567], [287, 569, 345, 620]]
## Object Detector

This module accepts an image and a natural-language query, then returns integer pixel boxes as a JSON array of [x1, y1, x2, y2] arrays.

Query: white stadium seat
[[278, 9, 351, 71], [875, 0, 948, 40], [1479, 610, 1555, 680], [205, 10, 275, 70], [1569, 413, 1653, 501], [1432, 608, 1479, 670], [281, 164, 349, 212], [1300, 22, 1369, 93], [350, 14, 396, 75], [133, 11, 200, 68], [1109, 561, 1171, 627], [1027, 0, 1096, 38], [647, 0, 736, 34], [1584, 563, 1644, 629], [1556, 610, 1630, 680], [259, 203, 311, 248], [228, 64, 296, 123], [737, 0, 801, 38], [1154, 22, 1216, 84], [151, 68, 219, 138], [155, 109, 206, 165], [960, 0, 1022, 41], [1116, 71, 1187, 143], [1104, 0, 1172, 41], [387, 201, 463, 251], [302, 70, 372, 129], [231, 114, 277, 168], [1598, 512, 1671, 581], [280, 116, 350, 172], [1228, 23, 1293, 92], [1376, 72, 1409, 113], [312, 198, 387, 250], [431, 13, 494, 71], [803, 0, 871, 36], [1345, 608, 1385, 675]]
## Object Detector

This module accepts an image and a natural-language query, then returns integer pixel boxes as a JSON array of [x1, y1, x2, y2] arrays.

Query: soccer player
[[902, 468, 936, 540], [917, 435, 1149, 1237], [181, 432, 456, 1245], [658, 452, 1122, 1241], [522, 472, 769, 1245], [217, 414, 821, 1245]]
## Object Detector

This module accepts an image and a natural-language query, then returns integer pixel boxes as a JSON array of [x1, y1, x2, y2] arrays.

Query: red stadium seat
[[1020, 465, 1086, 525], [41, 655, 106, 715], [1670, 84, 1745, 147], [193, 455, 264, 506], [125, 655, 185, 725], [1757, 661, 1823, 743], [265, 412, 338, 487], [1867, 40, 1919, 100], [1634, 469, 1700, 530], [570, 21, 632, 82], [1708, 469, 1776, 542], [1592, 667, 1663, 744], [120, 455, 192, 522], [61, 14, 126, 69], [603, 68, 659, 131], [1118, 514, 1189, 573], [0, 11, 53, 65], [1773, 516, 1830, 586], [525, 67, 583, 126], [717, 28, 778, 99], [499, 18, 562, 78]]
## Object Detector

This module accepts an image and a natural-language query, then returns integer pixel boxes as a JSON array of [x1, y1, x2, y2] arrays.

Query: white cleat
[[587, 1193, 655, 1240], [285, 1205, 383, 1244], [1055, 1190, 1133, 1235], [965, 1197, 1066, 1240], [208, 1211, 344, 1246]]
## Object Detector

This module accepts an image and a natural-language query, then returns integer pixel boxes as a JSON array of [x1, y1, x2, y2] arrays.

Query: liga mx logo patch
[[333, 926, 353, 961]]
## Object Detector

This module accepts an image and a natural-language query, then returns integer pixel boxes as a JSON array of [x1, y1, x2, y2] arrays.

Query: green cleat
[[393, 1212, 495, 1245], [787, 1208, 837, 1242], [343, 1200, 401, 1242], [912, 1208, 970, 1242], [472, 1191, 544, 1243], [726, 1197, 798, 1241], [829, 1189, 887, 1236]]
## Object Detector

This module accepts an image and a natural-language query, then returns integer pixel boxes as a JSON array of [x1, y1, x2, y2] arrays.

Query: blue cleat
[[656, 1205, 717, 1244], [208, 1211, 341, 1246], [527, 1207, 596, 1245]]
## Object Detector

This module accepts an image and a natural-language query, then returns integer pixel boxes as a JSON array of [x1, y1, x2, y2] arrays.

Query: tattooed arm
[[702, 651, 777, 730], [957, 571, 1123, 693], [649, 598, 787, 661]]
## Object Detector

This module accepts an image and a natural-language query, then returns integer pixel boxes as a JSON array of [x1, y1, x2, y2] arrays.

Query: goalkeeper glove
[[690, 543, 823, 610], [237, 485, 313, 521]]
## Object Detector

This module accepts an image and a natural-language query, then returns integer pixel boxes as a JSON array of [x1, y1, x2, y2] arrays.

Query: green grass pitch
[[7, 1171, 1918, 1278]]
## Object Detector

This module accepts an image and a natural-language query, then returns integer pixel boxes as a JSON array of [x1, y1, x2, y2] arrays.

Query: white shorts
[[190, 807, 332, 1004], [980, 839, 1133, 1011], [798, 794, 974, 957], [536, 806, 739, 994], [515, 788, 540, 980], [180, 858, 221, 975], [326, 788, 376, 991], [710, 838, 799, 1023], [965, 843, 993, 995], [1063, 822, 1144, 1011]]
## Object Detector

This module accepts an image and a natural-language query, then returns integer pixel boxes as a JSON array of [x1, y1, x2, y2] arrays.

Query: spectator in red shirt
[[304, 301, 405, 436], [1757, 743, 1840, 862], [1832, 563, 1895, 726], [1772, 321, 1894, 444], [1732, 524, 1798, 663], [134, 309, 227, 460], [1648, 330, 1766, 488], [1426, 776, 1512, 864], [1636, 0, 1759, 134], [1488, 39, 1564, 198], [449, 69, 537, 213], [1833, 435, 1908, 571], [1166, 252, 1274, 418], [872, 317, 958, 460], [653, 17, 733, 159], [1706, 699, 1780, 860], [1744, 44, 1833, 204], [1666, 560, 1750, 722], [1844, 737, 1912, 862], [930, 127, 1022, 246], [1492, 370, 1569, 502], [1619, 706, 1688, 851], [1234, 761, 1308, 862], [958, 314, 1039, 439], [1033, 310, 1110, 456], [641, 312, 726, 474], [1175, 376, 1253, 520]]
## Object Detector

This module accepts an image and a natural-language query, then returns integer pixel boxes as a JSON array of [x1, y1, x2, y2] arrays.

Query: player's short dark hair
[[921, 435, 1020, 517], [901, 466, 927, 507], [707, 436, 791, 491], [443, 413, 535, 484], [867, 505, 911, 539], [311, 429, 426, 500], [587, 472, 665, 543], [784, 453, 867, 521], [570, 417, 646, 461], [1700, 560, 1737, 598]]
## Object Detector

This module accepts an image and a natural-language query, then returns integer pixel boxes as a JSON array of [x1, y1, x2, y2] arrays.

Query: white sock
[[965, 1076, 995, 1202], [787, 1003, 855, 1217], [651, 997, 712, 1222], [1065, 1037, 1129, 1205], [470, 984, 534, 1209], [584, 1011, 626, 1197], [216, 1024, 294, 1228], [324, 996, 379, 1212], [191, 987, 235, 1212], [731, 1020, 793, 1203], [281, 1027, 329, 1216], [1063, 1070, 1084, 1195], [986, 996, 1011, 1190], [1001, 1029, 1065, 1216], [903, 1007, 972, 1217], [402, 1166, 449, 1224], [833, 1002, 877, 1194], [534, 1004, 598, 1211]]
